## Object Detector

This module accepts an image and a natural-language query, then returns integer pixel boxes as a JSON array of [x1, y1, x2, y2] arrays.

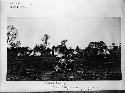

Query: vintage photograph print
[[6, 17, 122, 81]]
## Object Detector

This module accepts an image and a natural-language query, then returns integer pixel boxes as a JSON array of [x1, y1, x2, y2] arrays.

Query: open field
[[6, 56, 122, 81]]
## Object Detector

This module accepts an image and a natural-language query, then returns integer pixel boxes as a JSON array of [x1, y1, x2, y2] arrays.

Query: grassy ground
[[6, 56, 122, 81]]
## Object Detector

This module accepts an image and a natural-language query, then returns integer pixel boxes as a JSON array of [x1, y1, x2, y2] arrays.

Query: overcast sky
[[7, 0, 121, 48], [8, 17, 121, 48]]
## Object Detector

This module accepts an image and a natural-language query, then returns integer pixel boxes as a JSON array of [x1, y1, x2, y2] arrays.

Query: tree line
[[7, 25, 121, 61]]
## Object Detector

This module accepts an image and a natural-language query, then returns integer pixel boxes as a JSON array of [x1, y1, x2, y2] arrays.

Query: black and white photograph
[[6, 17, 122, 81], [0, 0, 125, 92]]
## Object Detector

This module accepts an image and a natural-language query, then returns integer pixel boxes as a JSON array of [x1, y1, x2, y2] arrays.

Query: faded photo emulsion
[[6, 17, 122, 81]]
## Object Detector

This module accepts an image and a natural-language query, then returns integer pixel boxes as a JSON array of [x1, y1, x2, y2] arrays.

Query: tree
[[41, 34, 50, 48], [7, 25, 21, 48], [109, 43, 119, 56], [84, 41, 108, 58], [61, 39, 67, 46], [58, 39, 68, 57], [33, 44, 46, 56], [98, 41, 108, 55]]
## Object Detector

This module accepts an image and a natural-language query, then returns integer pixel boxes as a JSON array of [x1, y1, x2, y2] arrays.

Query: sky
[[7, 17, 121, 49], [7, 0, 121, 49]]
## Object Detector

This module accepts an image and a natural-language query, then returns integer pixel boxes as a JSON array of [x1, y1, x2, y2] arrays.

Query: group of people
[[55, 56, 75, 73]]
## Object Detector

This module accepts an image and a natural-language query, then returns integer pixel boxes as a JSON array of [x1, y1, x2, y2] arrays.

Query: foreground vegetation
[[6, 25, 122, 81]]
